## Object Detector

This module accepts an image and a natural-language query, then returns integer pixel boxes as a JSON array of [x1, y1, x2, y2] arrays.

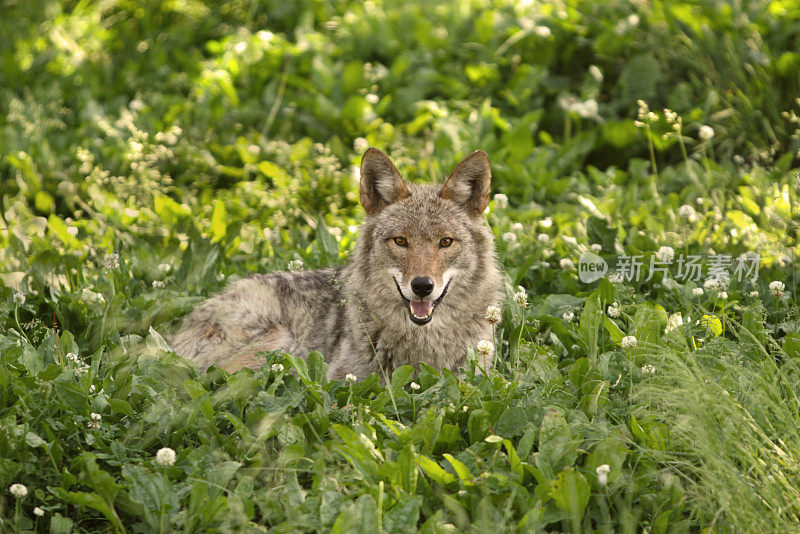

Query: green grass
[[1, 0, 800, 531]]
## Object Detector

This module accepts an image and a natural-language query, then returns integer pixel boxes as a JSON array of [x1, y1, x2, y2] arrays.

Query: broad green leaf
[[383, 495, 422, 533], [443, 453, 473, 484], [211, 200, 227, 242], [604, 317, 625, 344], [578, 291, 602, 361], [416, 455, 455, 486], [549, 468, 591, 526], [47, 214, 81, 249], [390, 365, 415, 397], [331, 494, 379, 534], [50, 488, 124, 532], [537, 408, 579, 478], [19, 344, 44, 376], [631, 302, 668, 346], [123, 465, 179, 531], [503, 439, 524, 479], [25, 431, 46, 448]]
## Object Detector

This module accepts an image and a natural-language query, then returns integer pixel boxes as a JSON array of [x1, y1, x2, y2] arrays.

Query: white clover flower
[[641, 364, 656, 374], [410, 381, 421, 391], [158, 263, 171, 273], [510, 222, 523, 232], [152, 280, 165, 288], [365, 93, 379, 104], [537, 233, 550, 243], [271, 363, 284, 373], [590, 243, 602, 252], [770, 281, 785, 297], [563, 311, 574, 323], [34, 507, 44, 516], [87, 412, 102, 429], [493, 193, 508, 209], [258, 30, 274, 42], [678, 205, 697, 221], [749, 290, 759, 297], [655, 246, 675, 263], [502, 232, 517, 243], [539, 218, 553, 228], [692, 287, 704, 296], [66, 226, 78, 237], [12, 292, 25, 305], [698, 125, 715, 140], [607, 302, 621, 318], [534, 25, 551, 37], [155, 447, 176, 466], [287, 259, 304, 271], [512, 288, 527, 307], [662, 278, 679, 290], [595, 464, 610, 486], [560, 258, 575, 270], [81, 288, 105, 304], [718, 291, 728, 300], [67, 352, 90, 377], [627, 13, 640, 25], [102, 253, 120, 270], [704, 278, 720, 291], [621, 335, 638, 348], [9, 483, 27, 498], [578, 99, 599, 119], [345, 373, 358, 383], [353, 137, 369, 152], [485, 305, 502, 324], [462, 405, 469, 412], [665, 313, 683, 333], [476, 340, 494, 357]]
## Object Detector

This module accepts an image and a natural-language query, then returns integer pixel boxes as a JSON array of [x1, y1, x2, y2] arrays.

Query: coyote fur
[[171, 148, 502, 380]]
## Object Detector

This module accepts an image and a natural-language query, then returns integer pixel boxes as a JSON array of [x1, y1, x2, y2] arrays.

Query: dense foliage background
[[1, 0, 799, 531]]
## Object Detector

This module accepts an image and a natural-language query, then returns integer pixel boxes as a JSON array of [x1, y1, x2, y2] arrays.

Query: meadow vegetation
[[1, 0, 799, 531]]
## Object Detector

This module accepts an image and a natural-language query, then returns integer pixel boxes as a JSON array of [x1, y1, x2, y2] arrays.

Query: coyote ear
[[359, 148, 410, 215], [438, 150, 491, 217]]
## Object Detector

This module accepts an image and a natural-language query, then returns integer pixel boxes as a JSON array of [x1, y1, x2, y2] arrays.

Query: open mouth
[[393, 279, 450, 325]]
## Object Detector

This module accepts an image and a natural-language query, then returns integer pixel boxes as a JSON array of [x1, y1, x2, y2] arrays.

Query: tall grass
[[636, 317, 800, 530]]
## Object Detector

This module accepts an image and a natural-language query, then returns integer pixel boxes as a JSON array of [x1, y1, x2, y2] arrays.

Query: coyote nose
[[411, 277, 434, 298]]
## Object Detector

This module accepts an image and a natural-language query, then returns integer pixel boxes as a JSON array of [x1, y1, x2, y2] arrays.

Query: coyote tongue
[[410, 300, 433, 318]]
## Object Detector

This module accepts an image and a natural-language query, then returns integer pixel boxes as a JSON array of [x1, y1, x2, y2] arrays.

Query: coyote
[[171, 148, 502, 380]]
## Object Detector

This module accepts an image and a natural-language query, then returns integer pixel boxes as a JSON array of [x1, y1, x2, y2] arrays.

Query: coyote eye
[[393, 236, 408, 247], [439, 237, 453, 248]]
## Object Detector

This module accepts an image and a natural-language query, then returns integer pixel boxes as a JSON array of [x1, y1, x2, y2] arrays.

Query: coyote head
[[355, 147, 496, 326]]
